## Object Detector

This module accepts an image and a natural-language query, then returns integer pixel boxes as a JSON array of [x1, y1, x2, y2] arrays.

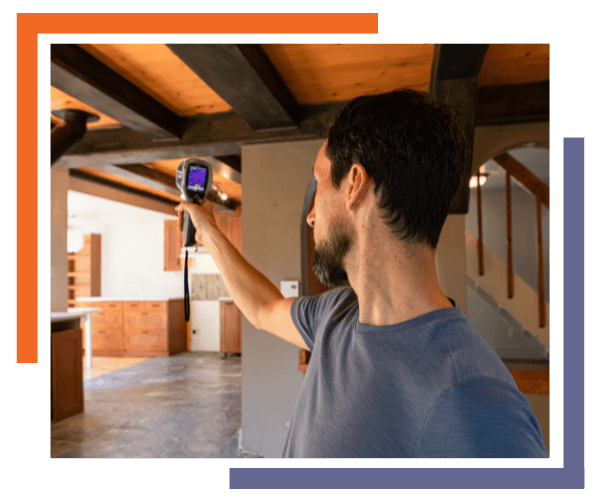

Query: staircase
[[467, 152, 549, 357], [465, 230, 549, 352]]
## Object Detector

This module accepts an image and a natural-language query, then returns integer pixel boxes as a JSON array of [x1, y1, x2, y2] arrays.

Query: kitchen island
[[50, 298, 185, 423], [51, 309, 101, 422]]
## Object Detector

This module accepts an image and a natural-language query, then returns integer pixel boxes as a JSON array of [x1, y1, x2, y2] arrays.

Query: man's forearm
[[202, 226, 283, 329]]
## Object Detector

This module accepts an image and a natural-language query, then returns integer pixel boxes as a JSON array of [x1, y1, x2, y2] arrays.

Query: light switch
[[280, 280, 300, 298]]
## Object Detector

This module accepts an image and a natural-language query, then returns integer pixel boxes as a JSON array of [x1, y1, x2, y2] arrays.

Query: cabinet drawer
[[93, 327, 123, 350], [78, 301, 121, 313], [94, 310, 122, 325], [94, 301, 121, 310], [123, 301, 145, 312], [144, 301, 167, 313], [88, 302, 122, 326], [125, 328, 167, 351], [124, 311, 167, 329]]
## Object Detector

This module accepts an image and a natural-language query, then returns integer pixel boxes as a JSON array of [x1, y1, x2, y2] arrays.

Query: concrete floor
[[51, 352, 549, 458], [51, 352, 256, 458]]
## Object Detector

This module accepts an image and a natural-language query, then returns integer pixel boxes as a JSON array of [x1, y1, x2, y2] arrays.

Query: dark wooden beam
[[70, 167, 238, 211], [70, 168, 180, 207], [51, 116, 86, 164], [430, 44, 489, 89], [215, 155, 241, 174], [93, 164, 181, 197], [106, 160, 240, 210], [166, 44, 298, 129], [430, 44, 489, 214], [52, 78, 546, 173], [475, 81, 549, 126], [50, 109, 97, 165], [115, 159, 242, 189], [51, 44, 185, 139], [52, 101, 345, 169]]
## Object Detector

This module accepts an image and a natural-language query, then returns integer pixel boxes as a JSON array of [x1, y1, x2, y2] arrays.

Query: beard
[[312, 217, 352, 288]]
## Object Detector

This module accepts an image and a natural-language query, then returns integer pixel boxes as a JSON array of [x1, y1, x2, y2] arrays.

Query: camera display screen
[[187, 166, 208, 193]]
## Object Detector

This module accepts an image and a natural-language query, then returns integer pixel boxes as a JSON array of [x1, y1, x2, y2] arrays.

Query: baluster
[[477, 167, 484, 275], [506, 170, 514, 298], [536, 185, 546, 328]]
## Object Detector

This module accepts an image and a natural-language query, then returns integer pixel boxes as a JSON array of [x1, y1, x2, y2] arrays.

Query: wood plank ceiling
[[51, 43, 549, 212]]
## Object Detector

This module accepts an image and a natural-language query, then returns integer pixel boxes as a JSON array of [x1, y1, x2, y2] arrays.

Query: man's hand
[[175, 200, 219, 246]]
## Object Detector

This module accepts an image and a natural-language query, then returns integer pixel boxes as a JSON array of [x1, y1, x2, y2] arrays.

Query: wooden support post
[[536, 186, 546, 328], [476, 167, 484, 275], [506, 170, 514, 298]]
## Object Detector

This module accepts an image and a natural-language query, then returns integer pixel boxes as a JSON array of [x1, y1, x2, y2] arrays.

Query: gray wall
[[240, 139, 322, 457]]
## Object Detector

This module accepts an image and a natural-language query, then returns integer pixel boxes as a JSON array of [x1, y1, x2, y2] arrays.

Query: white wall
[[68, 190, 231, 351], [51, 170, 69, 311]]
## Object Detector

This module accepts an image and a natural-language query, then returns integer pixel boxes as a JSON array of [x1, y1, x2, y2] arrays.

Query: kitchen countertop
[[51, 307, 102, 323], [50, 297, 232, 335], [77, 297, 232, 302], [76, 297, 185, 302], [53, 300, 188, 322]]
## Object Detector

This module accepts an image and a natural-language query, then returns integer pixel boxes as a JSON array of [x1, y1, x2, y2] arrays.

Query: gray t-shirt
[[282, 286, 548, 458]]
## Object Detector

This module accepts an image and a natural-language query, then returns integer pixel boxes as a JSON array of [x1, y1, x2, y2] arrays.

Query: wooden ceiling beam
[[51, 44, 185, 140], [92, 164, 181, 197], [166, 44, 299, 130], [430, 44, 489, 214], [96, 158, 241, 209], [52, 81, 548, 172], [52, 101, 345, 169], [70, 166, 238, 211], [475, 81, 549, 126]]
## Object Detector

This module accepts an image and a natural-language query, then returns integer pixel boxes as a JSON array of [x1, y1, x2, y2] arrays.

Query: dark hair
[[326, 89, 465, 249]]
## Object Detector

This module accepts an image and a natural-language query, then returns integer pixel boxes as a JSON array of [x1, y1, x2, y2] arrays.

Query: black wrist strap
[[184, 248, 190, 322]]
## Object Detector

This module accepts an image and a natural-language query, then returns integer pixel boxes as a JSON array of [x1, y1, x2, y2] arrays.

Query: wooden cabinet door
[[90, 301, 123, 351], [164, 220, 183, 271], [220, 301, 241, 354], [51, 328, 84, 422], [123, 301, 168, 352]]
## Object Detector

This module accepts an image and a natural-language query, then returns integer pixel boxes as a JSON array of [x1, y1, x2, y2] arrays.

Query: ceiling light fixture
[[469, 174, 488, 189]]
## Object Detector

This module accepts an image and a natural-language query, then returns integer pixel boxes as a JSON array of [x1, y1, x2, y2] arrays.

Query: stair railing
[[475, 152, 549, 328]]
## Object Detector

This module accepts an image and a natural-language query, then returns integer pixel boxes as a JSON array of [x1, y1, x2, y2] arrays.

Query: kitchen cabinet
[[68, 234, 101, 307], [77, 299, 187, 357], [220, 300, 241, 356], [170, 209, 242, 253], [51, 320, 84, 422], [164, 219, 197, 271]]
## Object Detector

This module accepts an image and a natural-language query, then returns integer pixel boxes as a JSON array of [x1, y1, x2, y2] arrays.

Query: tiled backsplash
[[191, 274, 230, 300]]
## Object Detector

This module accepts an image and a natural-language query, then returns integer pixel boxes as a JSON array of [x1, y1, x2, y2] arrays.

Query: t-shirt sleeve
[[414, 377, 549, 458], [290, 288, 347, 351], [290, 295, 324, 351]]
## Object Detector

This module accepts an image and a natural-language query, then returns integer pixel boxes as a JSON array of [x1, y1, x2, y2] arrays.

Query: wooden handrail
[[475, 152, 548, 329], [493, 153, 549, 208]]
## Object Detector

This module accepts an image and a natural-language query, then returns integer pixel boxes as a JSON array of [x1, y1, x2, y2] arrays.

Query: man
[[176, 89, 548, 458]]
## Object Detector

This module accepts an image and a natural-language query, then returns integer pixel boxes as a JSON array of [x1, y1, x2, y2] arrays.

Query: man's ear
[[345, 163, 371, 210]]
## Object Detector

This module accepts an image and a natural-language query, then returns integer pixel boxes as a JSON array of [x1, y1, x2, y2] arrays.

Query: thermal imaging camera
[[176, 158, 213, 322], [176, 158, 213, 247]]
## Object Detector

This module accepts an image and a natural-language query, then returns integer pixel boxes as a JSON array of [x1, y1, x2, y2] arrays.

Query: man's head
[[326, 88, 465, 250]]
